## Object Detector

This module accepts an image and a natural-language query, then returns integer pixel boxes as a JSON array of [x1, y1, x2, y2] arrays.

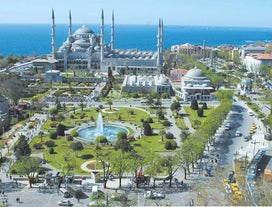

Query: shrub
[[162, 121, 172, 127], [70, 130, 78, 137], [131, 93, 139, 98], [165, 132, 174, 139], [49, 147, 54, 154], [45, 140, 56, 147], [50, 121, 58, 128], [117, 132, 127, 140], [96, 136, 108, 143], [49, 131, 58, 139], [66, 134, 73, 141], [165, 140, 177, 150], [33, 143, 43, 150], [146, 117, 153, 123]]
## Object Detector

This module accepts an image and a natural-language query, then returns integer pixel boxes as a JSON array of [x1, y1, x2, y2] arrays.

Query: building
[[243, 53, 272, 73], [180, 66, 215, 101], [170, 69, 188, 82], [171, 43, 204, 57], [239, 46, 265, 59], [121, 74, 172, 95], [50, 9, 163, 75], [45, 70, 63, 83]]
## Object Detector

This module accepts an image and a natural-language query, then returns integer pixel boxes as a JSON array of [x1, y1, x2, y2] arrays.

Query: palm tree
[[107, 100, 113, 111], [38, 131, 44, 142], [159, 130, 166, 143]]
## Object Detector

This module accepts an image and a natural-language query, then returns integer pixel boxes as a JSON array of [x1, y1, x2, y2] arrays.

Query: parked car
[[243, 135, 250, 142], [235, 131, 242, 137], [57, 199, 73, 206], [144, 190, 165, 199]]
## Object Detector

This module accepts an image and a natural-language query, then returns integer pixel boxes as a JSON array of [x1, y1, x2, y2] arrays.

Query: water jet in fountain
[[78, 112, 129, 142]]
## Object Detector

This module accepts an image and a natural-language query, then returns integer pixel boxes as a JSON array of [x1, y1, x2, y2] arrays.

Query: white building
[[122, 74, 172, 95], [243, 53, 272, 73], [181, 67, 215, 101]]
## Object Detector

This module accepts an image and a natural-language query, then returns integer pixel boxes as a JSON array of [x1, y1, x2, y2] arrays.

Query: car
[[249, 129, 255, 134], [243, 135, 250, 142], [251, 124, 257, 130], [57, 199, 73, 206], [235, 131, 242, 137], [144, 190, 165, 199], [248, 110, 254, 116]]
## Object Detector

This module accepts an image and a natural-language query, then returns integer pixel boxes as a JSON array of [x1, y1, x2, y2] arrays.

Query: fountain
[[78, 112, 129, 142], [95, 112, 104, 136]]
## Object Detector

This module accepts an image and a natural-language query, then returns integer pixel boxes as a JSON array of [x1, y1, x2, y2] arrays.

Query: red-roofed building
[[170, 69, 188, 82]]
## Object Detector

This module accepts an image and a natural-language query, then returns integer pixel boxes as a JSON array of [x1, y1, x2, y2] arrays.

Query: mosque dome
[[185, 66, 206, 80], [75, 25, 94, 35]]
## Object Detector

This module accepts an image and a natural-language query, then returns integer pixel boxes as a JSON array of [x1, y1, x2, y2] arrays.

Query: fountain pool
[[77, 112, 129, 142]]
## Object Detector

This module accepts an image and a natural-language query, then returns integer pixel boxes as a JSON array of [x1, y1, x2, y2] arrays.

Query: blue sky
[[1, 0, 272, 27]]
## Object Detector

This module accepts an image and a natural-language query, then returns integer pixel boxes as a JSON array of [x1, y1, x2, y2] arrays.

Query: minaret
[[157, 18, 163, 72], [203, 40, 206, 60], [110, 11, 115, 50], [51, 8, 56, 59], [100, 9, 104, 62], [68, 10, 72, 37]]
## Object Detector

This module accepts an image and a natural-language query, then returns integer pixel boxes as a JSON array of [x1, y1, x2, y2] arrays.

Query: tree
[[197, 108, 204, 117], [96, 151, 111, 189], [170, 102, 181, 116], [202, 102, 208, 110], [159, 130, 166, 142], [107, 100, 113, 111], [38, 131, 44, 142], [128, 151, 145, 188], [49, 107, 58, 116], [1, 77, 25, 104], [143, 121, 152, 136], [16, 156, 41, 188], [110, 150, 130, 188], [14, 135, 31, 160], [190, 100, 198, 110], [115, 132, 133, 152], [70, 141, 84, 157], [160, 155, 180, 187], [57, 123, 66, 136], [80, 100, 84, 111]]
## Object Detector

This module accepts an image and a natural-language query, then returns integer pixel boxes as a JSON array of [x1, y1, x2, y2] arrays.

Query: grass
[[184, 106, 215, 129]]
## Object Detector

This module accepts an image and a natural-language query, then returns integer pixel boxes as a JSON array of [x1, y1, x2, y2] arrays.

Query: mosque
[[50, 9, 163, 75]]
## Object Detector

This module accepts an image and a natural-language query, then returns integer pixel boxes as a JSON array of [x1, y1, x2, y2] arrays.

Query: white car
[[57, 199, 73, 206], [235, 131, 242, 137]]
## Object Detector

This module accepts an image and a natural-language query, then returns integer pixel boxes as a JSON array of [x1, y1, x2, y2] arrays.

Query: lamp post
[[1, 118, 4, 135]]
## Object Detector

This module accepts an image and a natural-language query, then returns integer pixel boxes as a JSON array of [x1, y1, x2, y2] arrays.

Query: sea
[[1, 24, 272, 57]]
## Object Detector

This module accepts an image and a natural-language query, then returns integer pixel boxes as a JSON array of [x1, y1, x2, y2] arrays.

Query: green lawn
[[184, 106, 215, 129]]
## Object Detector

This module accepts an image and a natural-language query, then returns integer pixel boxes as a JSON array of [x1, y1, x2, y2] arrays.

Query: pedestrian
[[5, 173, 8, 178]]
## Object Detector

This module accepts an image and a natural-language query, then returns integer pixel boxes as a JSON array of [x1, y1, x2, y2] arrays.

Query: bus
[[66, 184, 84, 199]]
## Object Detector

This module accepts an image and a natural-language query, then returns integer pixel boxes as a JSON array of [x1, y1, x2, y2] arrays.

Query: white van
[[59, 188, 70, 198]]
